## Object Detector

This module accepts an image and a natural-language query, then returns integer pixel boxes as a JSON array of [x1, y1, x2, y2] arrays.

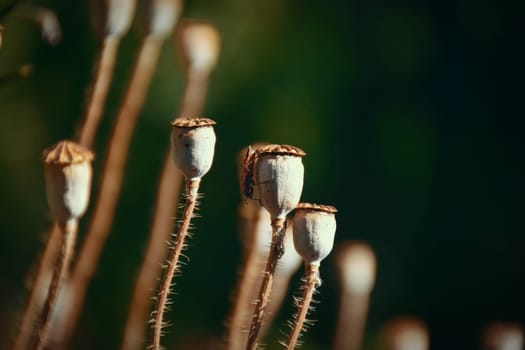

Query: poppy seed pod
[[293, 203, 337, 265], [170, 117, 216, 180], [43, 141, 94, 226], [253, 144, 305, 219], [382, 317, 429, 350], [91, 0, 136, 38], [149, 0, 183, 39], [177, 21, 221, 74], [338, 242, 377, 296]]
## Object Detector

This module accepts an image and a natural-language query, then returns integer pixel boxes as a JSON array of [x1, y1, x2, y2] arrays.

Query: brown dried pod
[[43, 140, 94, 226], [170, 117, 216, 180]]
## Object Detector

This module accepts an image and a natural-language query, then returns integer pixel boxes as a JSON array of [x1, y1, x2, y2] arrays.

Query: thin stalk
[[227, 206, 268, 350], [246, 217, 287, 350], [334, 293, 370, 350], [79, 35, 121, 148], [151, 179, 200, 350], [285, 264, 320, 350], [14, 33, 121, 350], [121, 70, 210, 350], [53, 35, 165, 347], [12, 225, 61, 350], [35, 220, 78, 350]]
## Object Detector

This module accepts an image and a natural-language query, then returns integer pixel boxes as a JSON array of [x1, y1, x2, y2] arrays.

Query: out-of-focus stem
[[12, 225, 61, 350], [334, 293, 370, 350], [35, 220, 78, 350], [52, 35, 165, 348], [285, 263, 319, 350], [79, 35, 121, 148], [121, 69, 210, 350]]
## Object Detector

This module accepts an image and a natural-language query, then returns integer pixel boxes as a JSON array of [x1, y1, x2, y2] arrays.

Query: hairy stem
[[151, 179, 200, 350], [120, 155, 182, 350], [35, 220, 78, 350], [285, 263, 320, 350], [12, 225, 60, 350], [122, 68, 211, 350], [334, 293, 369, 350], [79, 35, 121, 148], [246, 217, 286, 350], [52, 35, 165, 348]]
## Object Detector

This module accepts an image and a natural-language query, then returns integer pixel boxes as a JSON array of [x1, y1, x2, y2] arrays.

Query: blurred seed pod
[[483, 322, 524, 350], [91, 0, 137, 39], [170, 117, 216, 180], [337, 241, 377, 297], [148, 0, 183, 39], [43, 141, 94, 226], [292, 203, 337, 265], [253, 144, 305, 219], [176, 20, 221, 74], [382, 317, 430, 350]]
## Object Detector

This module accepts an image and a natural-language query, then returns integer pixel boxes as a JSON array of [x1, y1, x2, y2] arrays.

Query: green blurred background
[[1, 0, 523, 349]]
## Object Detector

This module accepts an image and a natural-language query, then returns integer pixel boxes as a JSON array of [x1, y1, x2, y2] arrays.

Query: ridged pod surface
[[253, 144, 305, 219], [170, 117, 216, 180], [293, 203, 337, 265], [43, 140, 94, 225]]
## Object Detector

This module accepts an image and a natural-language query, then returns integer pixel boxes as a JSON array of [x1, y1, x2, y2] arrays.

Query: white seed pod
[[483, 322, 524, 350], [382, 317, 430, 350], [90, 0, 136, 39], [170, 117, 216, 180], [148, 0, 183, 39], [177, 20, 221, 74], [43, 141, 94, 225], [337, 241, 377, 296], [292, 203, 337, 265], [253, 144, 305, 219]]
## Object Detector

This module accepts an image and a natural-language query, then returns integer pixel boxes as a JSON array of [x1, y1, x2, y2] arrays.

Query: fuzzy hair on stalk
[[283, 203, 337, 350], [121, 22, 221, 349], [151, 117, 216, 350], [243, 144, 306, 350]]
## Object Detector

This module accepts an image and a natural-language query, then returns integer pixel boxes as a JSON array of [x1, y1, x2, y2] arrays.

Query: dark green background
[[1, 0, 523, 349]]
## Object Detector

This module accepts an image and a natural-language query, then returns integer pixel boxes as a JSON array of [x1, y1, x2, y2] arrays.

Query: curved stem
[[285, 264, 319, 350], [53, 35, 165, 348], [35, 220, 78, 350], [246, 217, 286, 350], [151, 179, 200, 350], [12, 225, 60, 350], [79, 35, 121, 148]]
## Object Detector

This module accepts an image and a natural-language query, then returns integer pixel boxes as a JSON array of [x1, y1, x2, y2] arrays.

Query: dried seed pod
[[149, 0, 184, 39], [293, 203, 337, 265], [483, 322, 524, 350], [177, 20, 221, 74], [338, 241, 377, 297], [170, 117, 216, 180], [253, 144, 306, 219], [91, 0, 136, 39], [43, 141, 94, 225], [382, 317, 430, 350]]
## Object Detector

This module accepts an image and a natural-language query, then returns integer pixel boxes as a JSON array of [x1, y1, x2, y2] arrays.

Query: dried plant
[[10, 5, 62, 46], [381, 317, 430, 350], [243, 144, 305, 350], [334, 241, 377, 350], [36, 141, 94, 349], [483, 322, 524, 350], [121, 21, 220, 350], [51, 1, 183, 346], [283, 203, 337, 349], [151, 117, 216, 350]]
